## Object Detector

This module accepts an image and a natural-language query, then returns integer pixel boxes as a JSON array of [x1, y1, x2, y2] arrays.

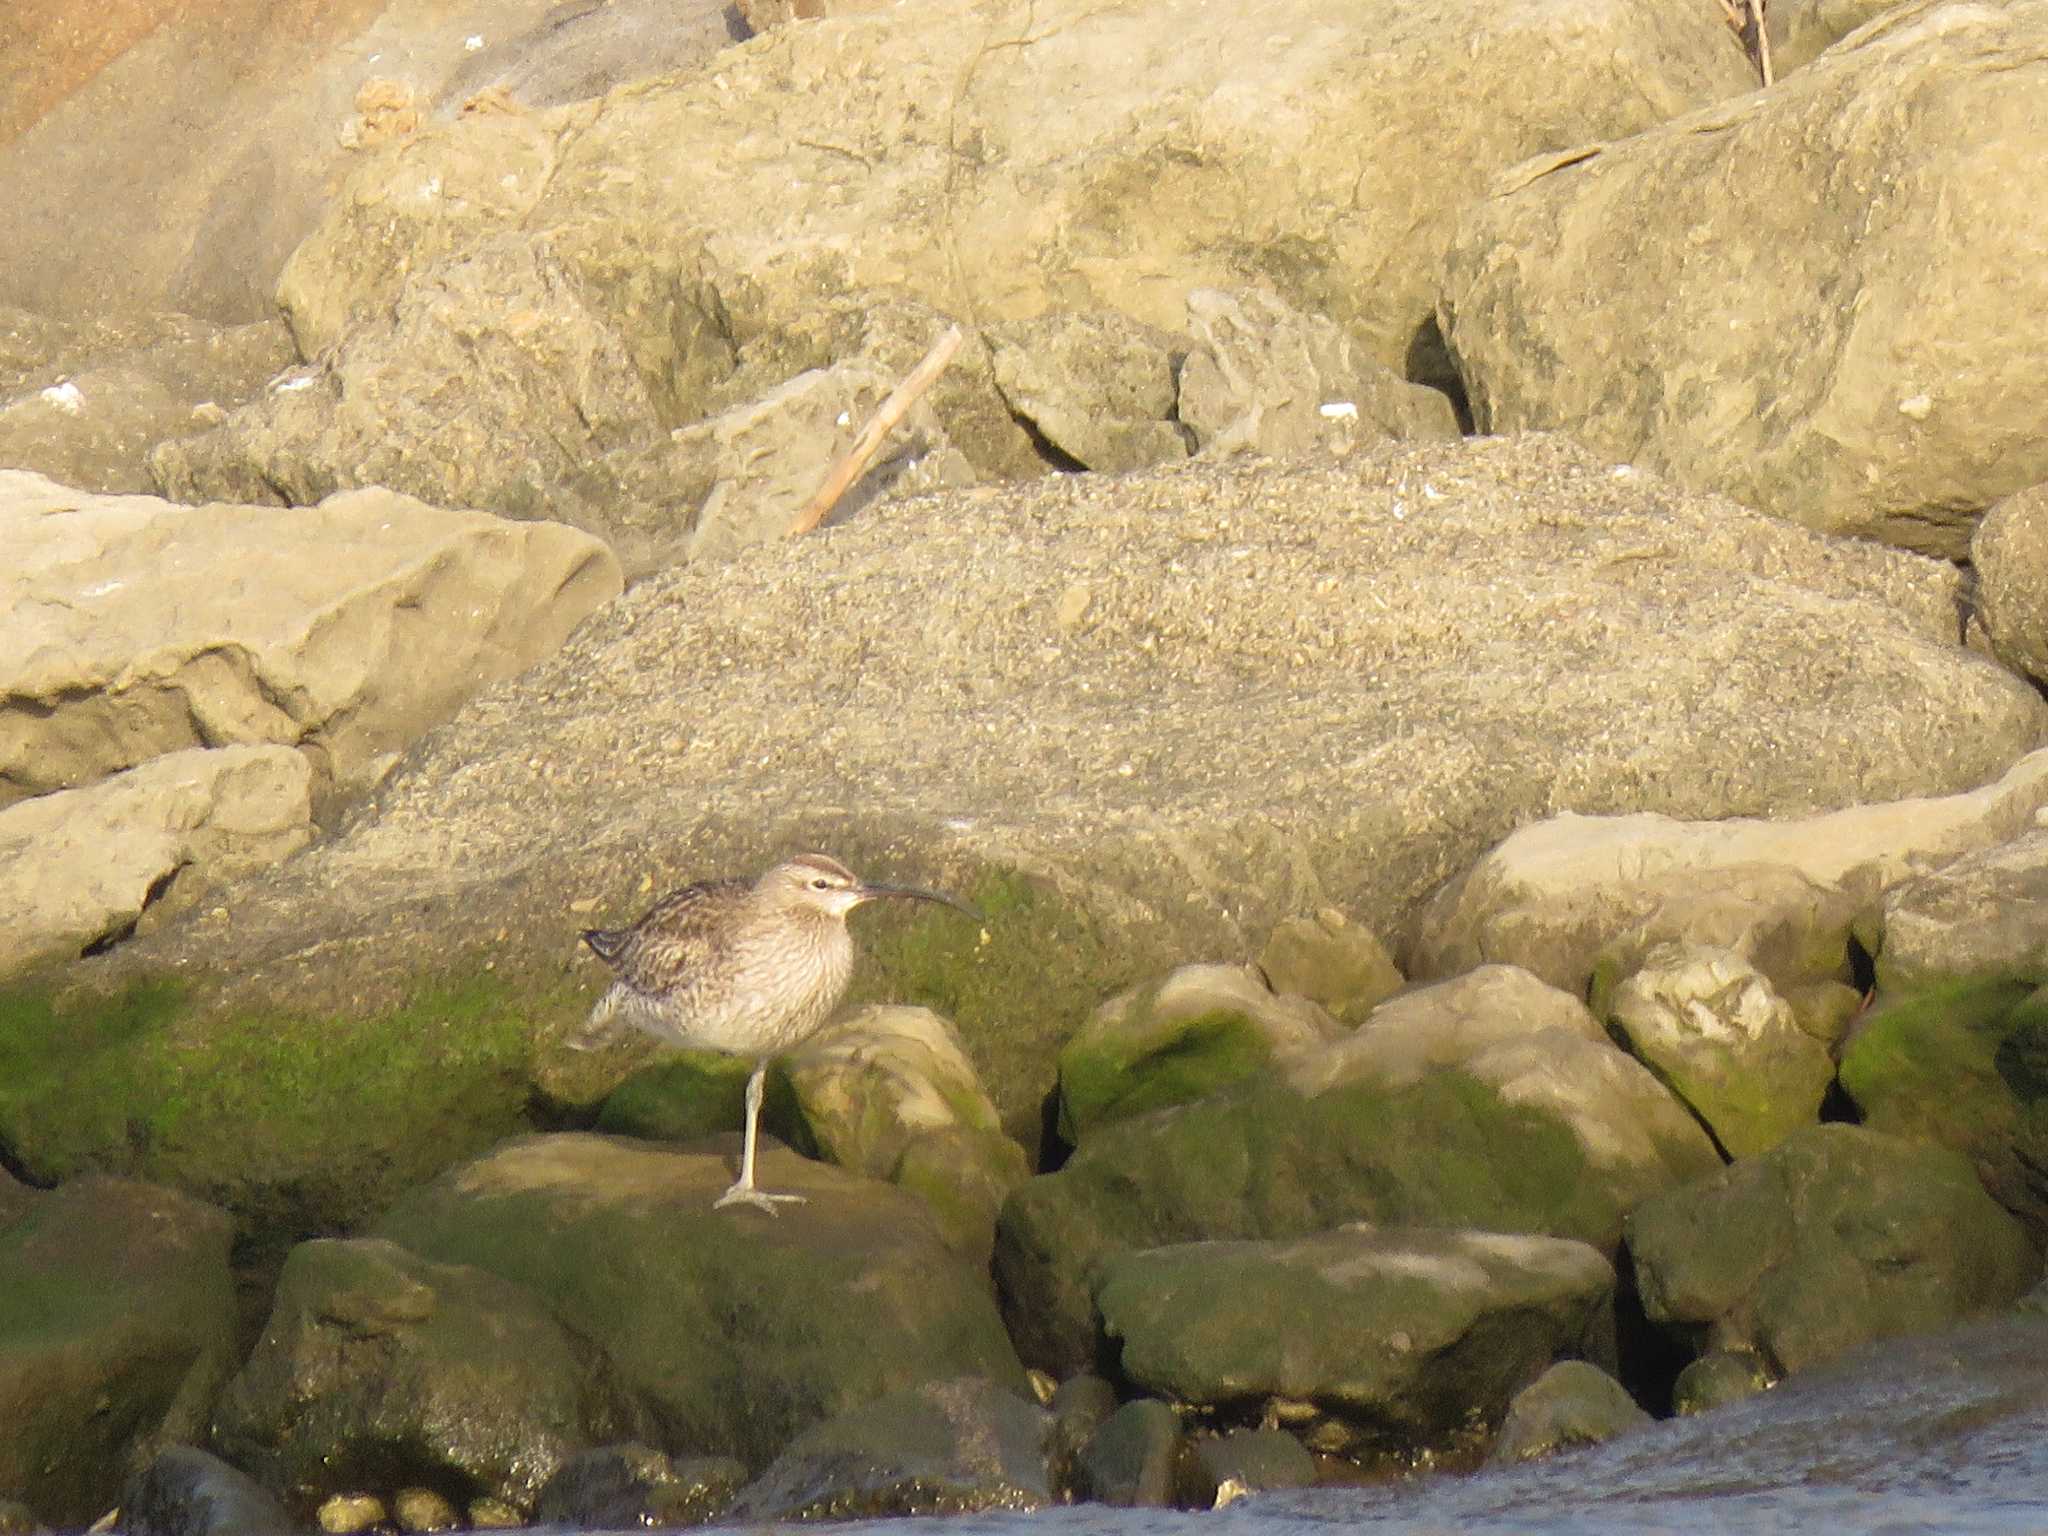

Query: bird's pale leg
[[714, 1060, 806, 1213]]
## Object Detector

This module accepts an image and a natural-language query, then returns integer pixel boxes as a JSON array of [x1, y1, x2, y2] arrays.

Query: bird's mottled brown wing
[[601, 876, 749, 995]]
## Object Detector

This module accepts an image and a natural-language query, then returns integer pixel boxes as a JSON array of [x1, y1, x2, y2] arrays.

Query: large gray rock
[[275, 0, 1755, 380], [0, 746, 313, 980], [1095, 1226, 1617, 1458], [370, 1134, 1030, 1470], [1626, 1124, 2038, 1374], [998, 965, 1717, 1374], [1440, 0, 2048, 556], [41, 435, 2042, 1249], [1412, 747, 2048, 994], [1, 472, 622, 807], [215, 1237, 647, 1513], [0, 0, 742, 327], [0, 1178, 236, 1527]]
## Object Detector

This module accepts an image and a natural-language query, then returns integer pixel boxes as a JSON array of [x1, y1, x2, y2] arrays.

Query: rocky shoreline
[[6, 0, 2048, 1529]]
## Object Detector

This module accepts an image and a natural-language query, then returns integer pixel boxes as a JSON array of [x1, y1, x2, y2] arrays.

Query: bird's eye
[[810, 877, 832, 890]]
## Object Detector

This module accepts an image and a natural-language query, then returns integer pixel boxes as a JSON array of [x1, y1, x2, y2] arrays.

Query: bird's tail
[[582, 927, 629, 964], [566, 982, 634, 1052]]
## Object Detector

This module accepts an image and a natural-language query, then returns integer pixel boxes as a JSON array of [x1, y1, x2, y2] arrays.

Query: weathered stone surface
[[278, 0, 1755, 383], [1257, 907, 1405, 1026], [1096, 1226, 1616, 1458], [1440, 0, 2048, 555], [785, 1004, 1029, 1264], [215, 1237, 646, 1513], [1179, 287, 1460, 459], [1767, 0, 1909, 74], [120, 1446, 294, 1536], [727, 1376, 1051, 1519], [1486, 1360, 1649, 1464], [1876, 828, 2048, 992], [999, 965, 1715, 1374], [1838, 979, 2048, 1239], [61, 434, 2043, 1217], [0, 309, 293, 494], [1604, 944, 1836, 1158], [0, 746, 313, 981], [434, 0, 743, 113], [1072, 1400, 1182, 1510], [1626, 1124, 2038, 1375], [1413, 747, 2048, 994], [985, 312, 1187, 473], [533, 1444, 745, 1530], [0, 1178, 235, 1527], [1057, 964, 1345, 1143], [1, 472, 622, 806], [0, 0, 740, 327], [150, 235, 663, 524], [371, 1134, 1029, 1470], [1973, 482, 2048, 686]]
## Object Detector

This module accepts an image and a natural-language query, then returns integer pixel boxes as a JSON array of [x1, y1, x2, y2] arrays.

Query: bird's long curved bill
[[862, 883, 983, 922]]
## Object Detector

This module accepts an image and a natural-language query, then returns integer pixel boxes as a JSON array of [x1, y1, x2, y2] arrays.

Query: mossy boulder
[[998, 967, 1716, 1375], [1485, 1360, 1649, 1464], [0, 974, 545, 1256], [1625, 1123, 2039, 1375], [370, 1133, 1029, 1470], [1603, 944, 1836, 1157], [1056, 964, 1344, 1144], [784, 1005, 1030, 1264], [1837, 977, 2048, 1237], [214, 1237, 649, 1514], [1096, 1226, 1615, 1461], [0, 1176, 236, 1527]]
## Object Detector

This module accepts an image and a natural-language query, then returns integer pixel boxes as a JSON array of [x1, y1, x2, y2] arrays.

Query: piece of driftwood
[[785, 324, 965, 538], [1717, 0, 1774, 86]]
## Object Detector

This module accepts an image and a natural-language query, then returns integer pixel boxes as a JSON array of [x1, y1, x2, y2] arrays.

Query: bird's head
[[761, 853, 980, 923]]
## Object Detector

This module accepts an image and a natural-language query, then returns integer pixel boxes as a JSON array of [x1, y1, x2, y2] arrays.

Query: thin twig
[[1716, 0, 1773, 86], [785, 325, 965, 538]]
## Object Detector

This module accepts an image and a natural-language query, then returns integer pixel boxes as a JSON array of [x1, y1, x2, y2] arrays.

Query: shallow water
[[686, 1313, 2048, 1536]]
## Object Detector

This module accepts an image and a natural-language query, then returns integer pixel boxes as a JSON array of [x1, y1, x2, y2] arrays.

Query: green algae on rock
[[1838, 977, 2048, 1239], [1625, 1123, 2039, 1375], [371, 1133, 1029, 1471], [0, 971, 546, 1251]]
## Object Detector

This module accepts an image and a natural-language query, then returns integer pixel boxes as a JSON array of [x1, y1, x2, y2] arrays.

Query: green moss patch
[[1057, 1007, 1277, 1143], [0, 968, 552, 1246], [1838, 976, 2048, 1236]]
